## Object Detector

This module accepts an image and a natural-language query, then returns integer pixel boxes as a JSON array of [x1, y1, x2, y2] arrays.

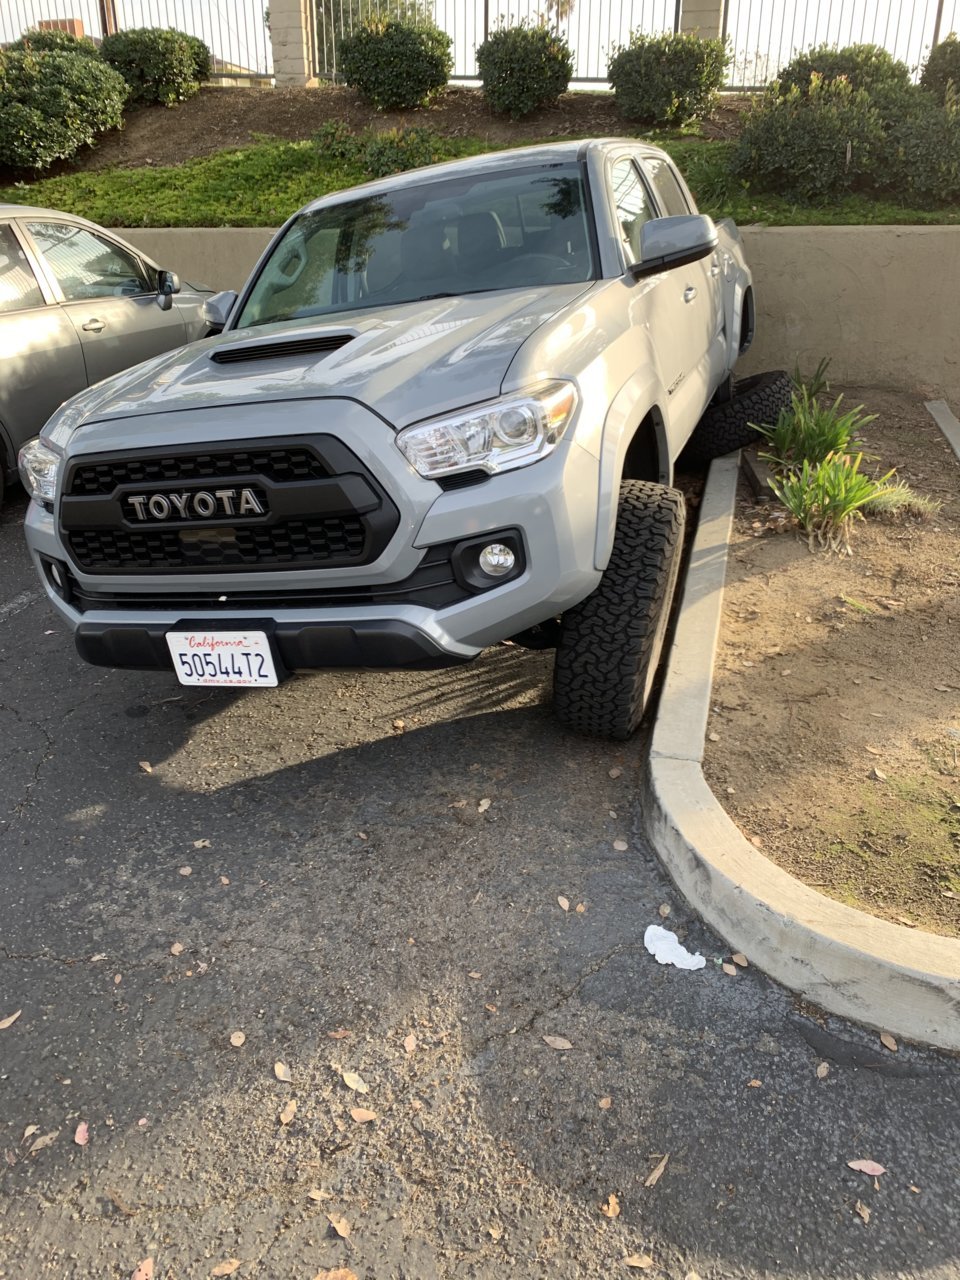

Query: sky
[[2, 0, 957, 85]]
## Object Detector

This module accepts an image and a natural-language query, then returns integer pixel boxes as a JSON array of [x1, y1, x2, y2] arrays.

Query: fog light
[[478, 543, 516, 577]]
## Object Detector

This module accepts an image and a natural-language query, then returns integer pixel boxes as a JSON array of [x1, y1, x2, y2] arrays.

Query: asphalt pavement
[[1, 486, 958, 1280]]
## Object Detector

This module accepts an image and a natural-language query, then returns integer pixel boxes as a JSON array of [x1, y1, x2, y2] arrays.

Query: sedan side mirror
[[201, 289, 239, 335], [156, 269, 181, 312], [629, 215, 719, 279]]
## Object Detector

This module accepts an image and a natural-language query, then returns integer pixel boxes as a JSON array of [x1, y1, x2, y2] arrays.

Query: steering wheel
[[485, 252, 576, 284]]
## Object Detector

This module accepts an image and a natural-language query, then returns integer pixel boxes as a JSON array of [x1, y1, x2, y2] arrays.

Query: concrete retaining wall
[[124, 224, 960, 400]]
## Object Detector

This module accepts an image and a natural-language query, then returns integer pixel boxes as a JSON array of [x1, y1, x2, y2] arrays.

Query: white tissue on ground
[[643, 924, 707, 970]]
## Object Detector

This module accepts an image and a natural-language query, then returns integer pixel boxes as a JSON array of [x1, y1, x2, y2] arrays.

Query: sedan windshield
[[235, 162, 596, 329]]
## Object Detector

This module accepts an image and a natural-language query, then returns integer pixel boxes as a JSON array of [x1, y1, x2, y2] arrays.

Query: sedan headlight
[[397, 381, 578, 480], [18, 438, 62, 504]]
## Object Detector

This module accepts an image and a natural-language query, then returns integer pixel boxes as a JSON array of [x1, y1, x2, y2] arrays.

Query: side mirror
[[156, 269, 181, 312], [201, 289, 239, 335], [629, 215, 719, 279]]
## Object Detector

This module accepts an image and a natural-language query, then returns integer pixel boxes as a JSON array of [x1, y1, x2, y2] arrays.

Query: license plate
[[166, 630, 278, 687]]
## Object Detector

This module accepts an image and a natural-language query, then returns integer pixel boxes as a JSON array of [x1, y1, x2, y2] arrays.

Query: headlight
[[18, 439, 61, 504], [397, 381, 578, 480]]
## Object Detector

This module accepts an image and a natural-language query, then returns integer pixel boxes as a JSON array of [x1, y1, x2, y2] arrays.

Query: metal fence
[[0, 0, 273, 77], [723, 0, 960, 88]]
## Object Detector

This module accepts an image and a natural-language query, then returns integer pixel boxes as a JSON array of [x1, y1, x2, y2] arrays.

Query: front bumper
[[25, 398, 604, 672]]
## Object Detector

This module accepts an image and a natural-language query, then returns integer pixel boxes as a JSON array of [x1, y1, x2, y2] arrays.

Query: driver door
[[21, 219, 187, 387]]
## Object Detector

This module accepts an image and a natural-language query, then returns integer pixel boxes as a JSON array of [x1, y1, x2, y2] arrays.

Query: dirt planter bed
[[644, 389, 960, 1051]]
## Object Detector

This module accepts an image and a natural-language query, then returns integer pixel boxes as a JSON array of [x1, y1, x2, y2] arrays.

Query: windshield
[[235, 162, 596, 329]]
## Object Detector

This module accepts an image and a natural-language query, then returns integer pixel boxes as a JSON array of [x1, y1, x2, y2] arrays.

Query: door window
[[643, 156, 693, 216], [26, 222, 151, 302], [0, 224, 45, 314], [610, 159, 654, 262]]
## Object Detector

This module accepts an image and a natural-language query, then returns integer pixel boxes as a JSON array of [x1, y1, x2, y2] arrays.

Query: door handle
[[81, 318, 105, 333], [683, 286, 697, 303]]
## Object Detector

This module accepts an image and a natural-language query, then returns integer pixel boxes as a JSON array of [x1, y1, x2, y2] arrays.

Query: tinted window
[[236, 163, 596, 329], [27, 222, 150, 302], [0, 224, 45, 314], [610, 158, 653, 261], [644, 156, 692, 216]]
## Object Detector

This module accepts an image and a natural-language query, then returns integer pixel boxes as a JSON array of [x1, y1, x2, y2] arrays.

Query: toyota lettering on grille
[[125, 488, 266, 522]]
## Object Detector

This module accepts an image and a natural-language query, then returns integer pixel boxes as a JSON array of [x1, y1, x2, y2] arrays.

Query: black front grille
[[60, 438, 399, 575], [69, 447, 330, 496]]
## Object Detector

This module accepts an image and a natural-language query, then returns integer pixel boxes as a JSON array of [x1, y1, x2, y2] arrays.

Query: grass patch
[[3, 133, 959, 228]]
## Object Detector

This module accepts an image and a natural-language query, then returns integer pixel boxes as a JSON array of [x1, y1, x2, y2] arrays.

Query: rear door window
[[0, 223, 46, 314]]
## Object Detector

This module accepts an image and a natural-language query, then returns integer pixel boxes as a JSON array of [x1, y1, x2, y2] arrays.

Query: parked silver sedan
[[0, 204, 213, 508]]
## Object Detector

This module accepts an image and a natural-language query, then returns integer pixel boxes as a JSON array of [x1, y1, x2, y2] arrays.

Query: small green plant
[[10, 27, 98, 57], [0, 48, 128, 171], [769, 451, 896, 554], [732, 76, 884, 202], [777, 43, 911, 100], [312, 119, 361, 163], [477, 23, 573, 120], [338, 19, 452, 110], [755, 388, 876, 470], [861, 479, 942, 518], [921, 32, 960, 104], [361, 125, 447, 176], [791, 355, 831, 397], [100, 27, 200, 105], [607, 31, 728, 125]]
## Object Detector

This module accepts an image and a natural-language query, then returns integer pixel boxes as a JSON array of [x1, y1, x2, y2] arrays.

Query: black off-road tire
[[553, 480, 685, 740], [680, 369, 792, 469]]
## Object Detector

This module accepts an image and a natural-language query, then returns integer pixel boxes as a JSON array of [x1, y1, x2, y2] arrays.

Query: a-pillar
[[269, 0, 318, 87]]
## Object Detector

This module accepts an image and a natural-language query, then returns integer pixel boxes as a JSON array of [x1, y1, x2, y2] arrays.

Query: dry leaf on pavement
[[0, 1010, 22, 1030], [658, 904, 671, 918], [328, 1029, 352, 1040], [600, 1192, 620, 1219], [608, 767, 623, 778], [130, 1261, 154, 1280], [468, 970, 482, 979], [341, 1070, 369, 1094], [28, 1130, 59, 1155], [350, 1108, 376, 1124], [22, 1125, 39, 1142], [816, 1062, 830, 1079], [747, 1079, 762, 1088], [854, 1199, 871, 1225], [722, 962, 738, 976], [307, 1188, 331, 1202], [170, 942, 184, 956], [848, 1159, 886, 1176], [557, 896, 570, 912], [210, 1262, 242, 1277], [178, 866, 192, 877], [138, 761, 153, 774], [613, 839, 628, 852], [229, 1031, 245, 1048], [543, 1035, 573, 1051], [279, 1100, 297, 1126], [731, 952, 748, 967], [403, 1033, 417, 1055], [313, 1269, 358, 1280], [193, 839, 211, 849], [598, 1096, 612, 1110], [327, 1213, 351, 1239], [274, 1062, 292, 1083], [576, 903, 586, 913], [74, 1122, 89, 1147], [880, 1032, 898, 1052], [623, 1253, 654, 1268], [478, 798, 492, 813], [644, 1154, 669, 1187]]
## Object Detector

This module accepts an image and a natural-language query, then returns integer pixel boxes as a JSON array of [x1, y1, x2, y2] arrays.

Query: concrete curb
[[643, 453, 960, 1051]]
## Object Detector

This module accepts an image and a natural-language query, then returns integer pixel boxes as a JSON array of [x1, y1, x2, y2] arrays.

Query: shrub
[[477, 23, 573, 119], [770, 451, 896, 554], [755, 388, 876, 470], [0, 49, 127, 171], [362, 126, 448, 175], [100, 27, 199, 105], [777, 43, 911, 100], [921, 32, 960, 104], [10, 27, 98, 57], [338, 19, 452, 110], [881, 89, 960, 204], [180, 33, 212, 83], [732, 77, 884, 201], [312, 119, 361, 163], [607, 31, 728, 124]]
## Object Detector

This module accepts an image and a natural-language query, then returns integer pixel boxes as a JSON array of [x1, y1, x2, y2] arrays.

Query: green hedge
[[339, 19, 452, 110], [777, 43, 911, 98], [921, 33, 960, 104], [607, 31, 728, 124], [477, 23, 573, 119], [10, 27, 98, 57], [0, 49, 128, 171], [100, 27, 200, 105]]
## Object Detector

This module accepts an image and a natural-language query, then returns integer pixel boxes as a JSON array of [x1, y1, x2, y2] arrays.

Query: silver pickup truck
[[20, 140, 782, 739]]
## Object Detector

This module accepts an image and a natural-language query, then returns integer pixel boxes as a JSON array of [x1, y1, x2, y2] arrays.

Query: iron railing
[[0, 0, 273, 78]]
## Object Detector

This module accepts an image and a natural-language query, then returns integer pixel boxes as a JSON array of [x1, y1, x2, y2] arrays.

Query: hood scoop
[[210, 332, 355, 365]]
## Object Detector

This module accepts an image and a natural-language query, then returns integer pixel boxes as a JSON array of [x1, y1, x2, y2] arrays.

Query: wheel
[[680, 369, 792, 469], [553, 480, 685, 740]]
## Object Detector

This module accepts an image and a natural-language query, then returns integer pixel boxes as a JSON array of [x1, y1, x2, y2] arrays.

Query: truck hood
[[60, 284, 593, 435]]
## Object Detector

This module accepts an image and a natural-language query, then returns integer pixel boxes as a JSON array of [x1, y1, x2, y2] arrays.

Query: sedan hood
[[62, 285, 592, 434]]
